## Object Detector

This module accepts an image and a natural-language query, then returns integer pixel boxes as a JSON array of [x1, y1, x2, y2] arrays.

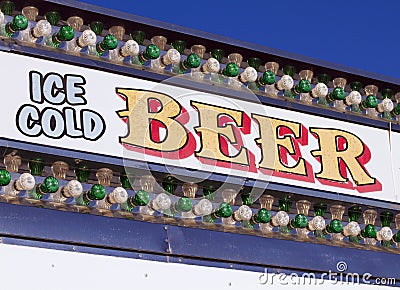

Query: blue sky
[[79, 0, 399, 80]]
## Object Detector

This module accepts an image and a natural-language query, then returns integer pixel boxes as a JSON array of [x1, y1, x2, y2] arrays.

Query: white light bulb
[[193, 199, 212, 216], [15, 173, 35, 191], [276, 75, 294, 90], [120, 39, 140, 57], [202, 58, 220, 74], [311, 83, 328, 98], [271, 211, 290, 226], [343, 221, 361, 236], [64, 180, 83, 198], [377, 98, 394, 113], [152, 193, 171, 210], [160, 48, 180, 67], [239, 67, 258, 83], [345, 91, 362, 105], [32, 20, 52, 39], [77, 29, 97, 48], [308, 216, 326, 231], [376, 226, 393, 241], [234, 205, 253, 221], [109, 187, 128, 204]]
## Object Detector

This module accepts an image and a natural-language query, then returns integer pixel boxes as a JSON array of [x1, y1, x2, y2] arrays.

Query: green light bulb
[[44, 11, 61, 26], [5, 14, 28, 37], [0, 169, 11, 186], [120, 171, 133, 189], [181, 53, 201, 71], [293, 79, 311, 94], [162, 175, 177, 194], [52, 25, 74, 47], [257, 70, 276, 86], [29, 158, 45, 176], [34, 176, 59, 199], [83, 184, 106, 204], [171, 40, 186, 54], [313, 203, 327, 217], [361, 224, 377, 238], [361, 95, 378, 109], [347, 205, 362, 222], [211, 49, 225, 63], [247, 58, 261, 71], [283, 66, 295, 77], [215, 202, 233, 218], [75, 164, 90, 182], [241, 193, 254, 206], [203, 187, 216, 200], [130, 30, 146, 45], [222, 62, 239, 77], [139, 44, 160, 64], [96, 34, 118, 55], [278, 196, 292, 212], [174, 197, 193, 212], [327, 219, 343, 233], [1, 1, 14, 16], [125, 190, 150, 211], [252, 208, 271, 224], [40, 176, 59, 193], [380, 211, 393, 227], [290, 214, 308, 228], [89, 21, 103, 36], [328, 87, 345, 102]]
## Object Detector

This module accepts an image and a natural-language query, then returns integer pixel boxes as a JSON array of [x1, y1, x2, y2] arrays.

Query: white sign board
[[1, 52, 399, 203], [0, 244, 395, 290]]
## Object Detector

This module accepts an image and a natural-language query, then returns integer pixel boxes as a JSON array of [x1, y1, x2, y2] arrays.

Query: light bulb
[[108, 187, 128, 204], [151, 35, 167, 50], [79, 184, 106, 206], [233, 205, 252, 221], [76, 29, 97, 48], [271, 211, 290, 227], [96, 168, 113, 186], [239, 67, 258, 83], [377, 98, 394, 113], [191, 45, 206, 58], [276, 75, 294, 90], [119, 39, 139, 57], [0, 11, 4, 25], [345, 91, 362, 105], [51, 161, 69, 180], [67, 16, 83, 31], [343, 221, 361, 236], [140, 175, 156, 192], [30, 19, 52, 40], [307, 216, 326, 231], [227, 53, 243, 67], [376, 226, 393, 241], [222, 189, 237, 204], [15, 173, 35, 191], [363, 209, 377, 225], [161, 48, 180, 66], [259, 195, 274, 210], [151, 193, 171, 211], [109, 25, 125, 41], [311, 83, 328, 98], [62, 180, 83, 198], [4, 151, 21, 173], [182, 182, 198, 198], [193, 199, 212, 216], [22, 6, 38, 21], [201, 58, 220, 74]]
